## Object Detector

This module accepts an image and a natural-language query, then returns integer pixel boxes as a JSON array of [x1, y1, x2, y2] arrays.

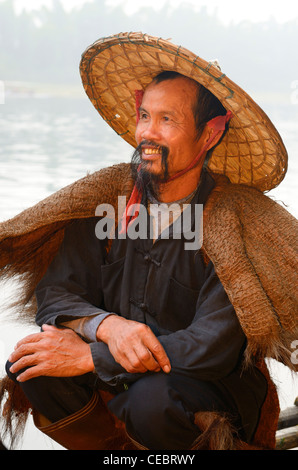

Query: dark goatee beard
[[130, 141, 169, 201]]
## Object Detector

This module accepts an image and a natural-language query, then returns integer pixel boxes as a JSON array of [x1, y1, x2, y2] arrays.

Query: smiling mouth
[[142, 147, 162, 156]]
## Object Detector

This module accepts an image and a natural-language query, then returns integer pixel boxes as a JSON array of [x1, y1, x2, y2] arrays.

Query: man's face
[[135, 76, 205, 181]]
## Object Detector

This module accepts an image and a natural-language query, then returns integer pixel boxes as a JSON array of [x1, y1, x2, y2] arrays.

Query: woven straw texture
[[203, 176, 298, 368], [80, 32, 288, 192]]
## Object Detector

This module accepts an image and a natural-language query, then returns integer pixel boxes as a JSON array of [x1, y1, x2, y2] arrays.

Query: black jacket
[[35, 170, 267, 437]]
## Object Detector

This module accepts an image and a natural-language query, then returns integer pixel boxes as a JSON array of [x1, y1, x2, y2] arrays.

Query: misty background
[[0, 0, 297, 218], [1, 0, 298, 95], [0, 0, 297, 450]]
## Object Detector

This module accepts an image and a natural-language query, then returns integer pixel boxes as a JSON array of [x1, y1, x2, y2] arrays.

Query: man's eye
[[140, 112, 148, 120]]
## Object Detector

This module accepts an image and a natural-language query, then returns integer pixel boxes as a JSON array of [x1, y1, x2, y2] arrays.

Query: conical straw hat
[[80, 32, 288, 192]]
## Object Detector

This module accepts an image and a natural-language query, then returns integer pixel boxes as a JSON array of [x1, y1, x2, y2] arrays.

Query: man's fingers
[[142, 332, 171, 373], [122, 351, 148, 374], [9, 352, 39, 376], [150, 341, 171, 373], [133, 346, 161, 372], [16, 364, 44, 382], [13, 332, 43, 350], [114, 341, 160, 373], [9, 342, 38, 363], [130, 324, 171, 373]]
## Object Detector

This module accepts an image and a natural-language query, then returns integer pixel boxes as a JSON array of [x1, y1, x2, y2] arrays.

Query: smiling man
[[136, 74, 206, 186], [1, 33, 297, 451], [133, 73, 226, 194]]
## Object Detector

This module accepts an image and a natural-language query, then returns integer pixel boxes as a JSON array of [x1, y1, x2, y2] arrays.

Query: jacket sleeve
[[35, 218, 111, 330], [90, 263, 247, 386]]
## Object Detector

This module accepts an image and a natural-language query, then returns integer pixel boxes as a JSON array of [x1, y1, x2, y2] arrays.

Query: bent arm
[[34, 218, 168, 377], [35, 218, 112, 331]]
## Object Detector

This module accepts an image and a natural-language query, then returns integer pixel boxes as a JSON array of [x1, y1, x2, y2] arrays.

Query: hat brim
[[80, 32, 287, 191]]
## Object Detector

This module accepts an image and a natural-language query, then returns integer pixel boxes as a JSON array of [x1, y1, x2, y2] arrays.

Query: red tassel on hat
[[135, 89, 144, 125]]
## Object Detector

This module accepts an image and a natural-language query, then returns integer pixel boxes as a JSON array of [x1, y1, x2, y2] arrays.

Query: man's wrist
[[96, 313, 118, 342]]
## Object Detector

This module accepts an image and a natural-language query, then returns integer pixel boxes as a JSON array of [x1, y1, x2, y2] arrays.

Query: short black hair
[[152, 71, 226, 139]]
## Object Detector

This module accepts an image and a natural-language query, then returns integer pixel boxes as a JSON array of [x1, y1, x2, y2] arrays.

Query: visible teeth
[[144, 148, 161, 155]]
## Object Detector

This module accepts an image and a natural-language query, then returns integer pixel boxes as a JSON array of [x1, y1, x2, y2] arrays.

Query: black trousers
[[6, 361, 245, 450]]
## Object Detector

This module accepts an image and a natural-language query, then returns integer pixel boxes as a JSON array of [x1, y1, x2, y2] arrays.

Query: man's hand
[[8, 324, 94, 382], [97, 315, 171, 375]]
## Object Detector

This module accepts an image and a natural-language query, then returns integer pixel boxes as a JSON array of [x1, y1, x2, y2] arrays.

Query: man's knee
[[5, 359, 59, 417], [108, 373, 199, 449], [5, 360, 95, 423], [5, 360, 20, 383]]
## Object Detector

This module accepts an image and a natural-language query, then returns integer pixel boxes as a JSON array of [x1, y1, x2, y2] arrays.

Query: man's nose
[[141, 120, 161, 142]]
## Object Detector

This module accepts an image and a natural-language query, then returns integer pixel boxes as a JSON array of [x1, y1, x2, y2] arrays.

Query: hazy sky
[[11, 0, 298, 24]]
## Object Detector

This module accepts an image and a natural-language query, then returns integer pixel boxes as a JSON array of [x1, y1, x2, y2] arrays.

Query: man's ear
[[200, 126, 225, 152]]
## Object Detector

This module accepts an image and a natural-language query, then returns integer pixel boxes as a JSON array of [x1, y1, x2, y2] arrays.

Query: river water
[[0, 90, 297, 449]]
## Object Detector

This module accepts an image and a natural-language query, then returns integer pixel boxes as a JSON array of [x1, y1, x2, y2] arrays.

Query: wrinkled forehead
[[135, 75, 198, 124], [142, 75, 199, 110], [146, 73, 200, 95]]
